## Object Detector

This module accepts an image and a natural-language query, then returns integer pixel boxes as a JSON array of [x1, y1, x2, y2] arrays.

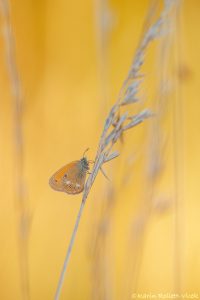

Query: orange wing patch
[[49, 161, 87, 194]]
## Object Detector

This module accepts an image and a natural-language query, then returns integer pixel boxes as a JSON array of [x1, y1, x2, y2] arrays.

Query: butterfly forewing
[[49, 160, 87, 194]]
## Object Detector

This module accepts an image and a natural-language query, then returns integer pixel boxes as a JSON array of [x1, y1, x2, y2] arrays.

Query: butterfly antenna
[[83, 148, 90, 157]]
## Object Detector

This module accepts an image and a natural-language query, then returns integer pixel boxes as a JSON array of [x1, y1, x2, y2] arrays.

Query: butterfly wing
[[49, 161, 87, 194]]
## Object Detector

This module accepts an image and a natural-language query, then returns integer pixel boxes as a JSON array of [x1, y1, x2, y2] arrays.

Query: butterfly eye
[[63, 174, 67, 178]]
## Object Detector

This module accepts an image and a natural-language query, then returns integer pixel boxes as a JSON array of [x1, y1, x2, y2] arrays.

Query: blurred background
[[0, 0, 199, 299]]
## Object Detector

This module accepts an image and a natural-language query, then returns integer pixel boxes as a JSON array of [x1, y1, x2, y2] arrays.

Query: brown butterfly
[[49, 149, 91, 195]]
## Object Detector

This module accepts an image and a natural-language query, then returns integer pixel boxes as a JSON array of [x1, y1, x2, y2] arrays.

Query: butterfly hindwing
[[49, 160, 87, 194]]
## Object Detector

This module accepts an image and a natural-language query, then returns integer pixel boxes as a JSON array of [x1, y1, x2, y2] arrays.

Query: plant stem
[[54, 200, 85, 300]]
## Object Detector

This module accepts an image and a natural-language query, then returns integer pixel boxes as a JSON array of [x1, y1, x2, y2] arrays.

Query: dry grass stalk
[[123, 0, 182, 297], [0, 0, 30, 299], [53, 3, 170, 299], [90, 187, 115, 300]]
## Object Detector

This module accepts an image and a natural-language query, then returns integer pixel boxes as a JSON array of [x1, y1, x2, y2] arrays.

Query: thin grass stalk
[[54, 1, 167, 298], [0, 1, 30, 299], [90, 186, 116, 300], [123, 0, 181, 298]]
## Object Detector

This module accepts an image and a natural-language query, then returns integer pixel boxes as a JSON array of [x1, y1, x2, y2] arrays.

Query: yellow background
[[0, 0, 199, 299]]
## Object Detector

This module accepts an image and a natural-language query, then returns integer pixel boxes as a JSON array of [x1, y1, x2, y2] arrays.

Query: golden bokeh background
[[0, 0, 199, 299]]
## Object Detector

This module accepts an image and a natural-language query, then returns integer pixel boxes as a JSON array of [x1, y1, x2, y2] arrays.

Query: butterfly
[[49, 149, 91, 195]]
